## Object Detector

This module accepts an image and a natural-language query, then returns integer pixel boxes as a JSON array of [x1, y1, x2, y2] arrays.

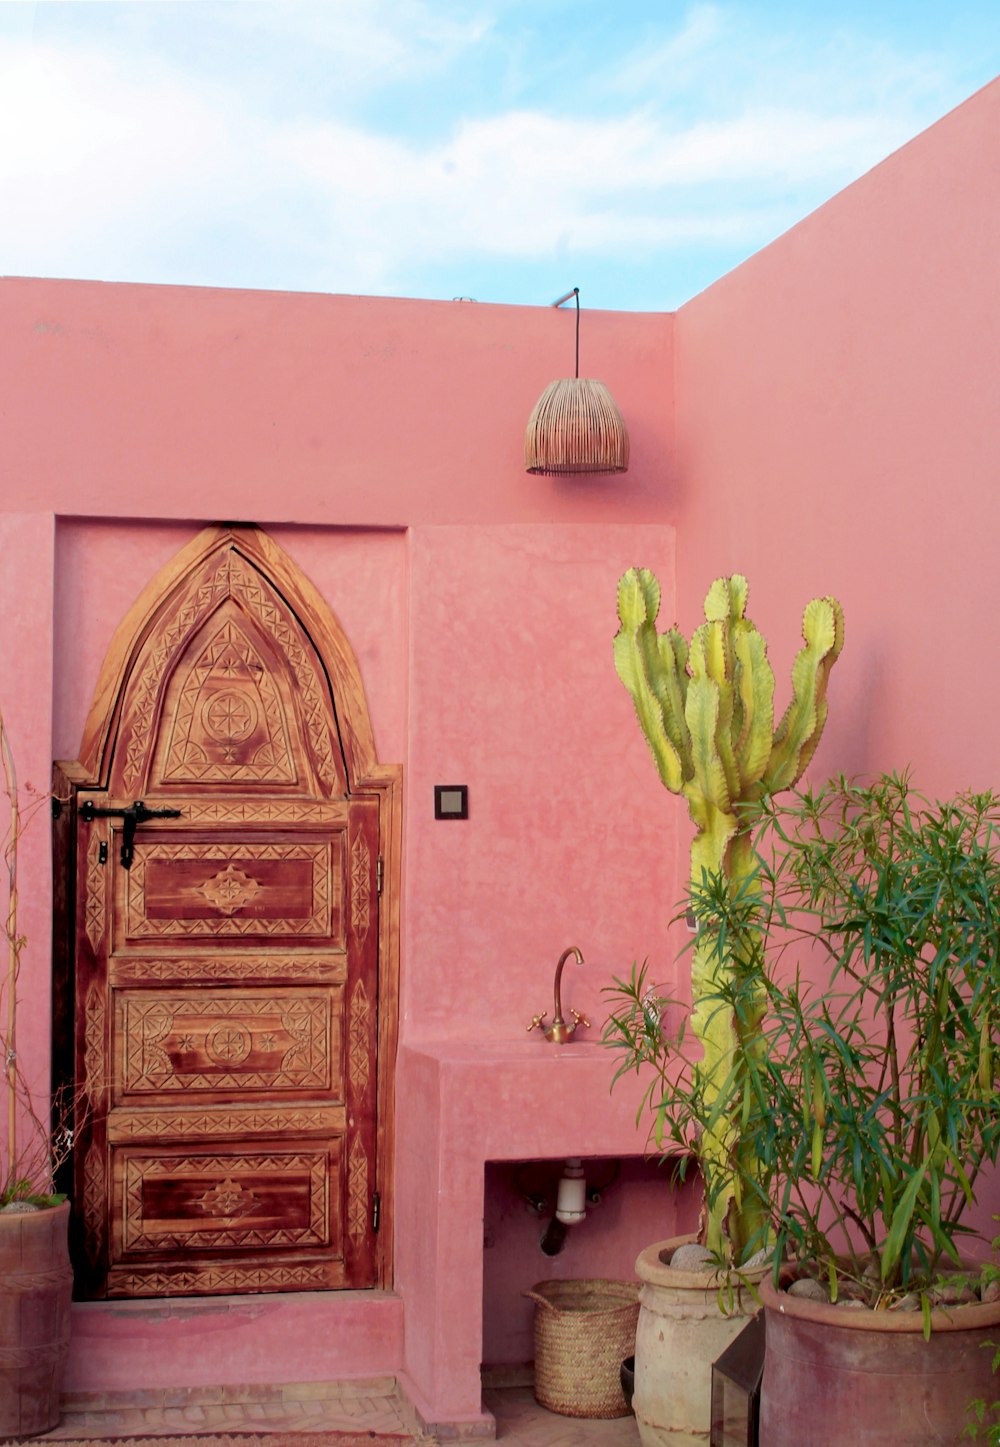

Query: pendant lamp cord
[[550, 286, 581, 378]]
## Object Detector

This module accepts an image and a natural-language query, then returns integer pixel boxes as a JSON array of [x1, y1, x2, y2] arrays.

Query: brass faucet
[[527, 946, 590, 1043]]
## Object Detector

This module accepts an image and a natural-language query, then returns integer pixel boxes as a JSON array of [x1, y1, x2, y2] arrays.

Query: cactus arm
[[703, 573, 749, 624], [690, 622, 741, 806], [764, 596, 845, 794], [614, 569, 692, 791], [732, 627, 775, 792], [614, 632, 685, 793]]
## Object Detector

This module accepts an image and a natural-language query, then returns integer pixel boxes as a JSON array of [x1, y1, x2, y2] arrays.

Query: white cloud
[[0, 5, 988, 301]]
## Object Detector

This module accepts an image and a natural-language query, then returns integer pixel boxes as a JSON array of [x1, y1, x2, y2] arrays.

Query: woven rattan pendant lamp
[[525, 288, 629, 475]]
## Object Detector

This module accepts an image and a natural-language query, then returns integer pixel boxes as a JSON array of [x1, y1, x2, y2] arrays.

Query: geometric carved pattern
[[182, 801, 345, 824], [348, 980, 371, 1093], [226, 552, 339, 790], [122, 993, 332, 1094], [121, 548, 342, 794], [347, 1134, 369, 1244], [198, 864, 261, 915], [83, 979, 105, 1107], [350, 834, 370, 944], [159, 618, 297, 785], [0, 1341, 75, 1368], [84, 828, 106, 953], [82, 1141, 104, 1265], [108, 1106, 341, 1140], [122, 1152, 328, 1251], [111, 1263, 331, 1296], [122, 554, 232, 792], [126, 842, 333, 939], [194, 1177, 258, 1218], [110, 956, 341, 983]]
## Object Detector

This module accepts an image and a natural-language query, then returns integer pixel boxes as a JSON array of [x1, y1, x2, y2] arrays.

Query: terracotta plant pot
[[633, 1235, 765, 1447], [0, 1202, 73, 1439], [759, 1273, 1000, 1447]]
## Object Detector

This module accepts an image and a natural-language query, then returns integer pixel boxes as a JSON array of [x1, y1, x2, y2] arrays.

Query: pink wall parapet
[[674, 74, 1000, 801]]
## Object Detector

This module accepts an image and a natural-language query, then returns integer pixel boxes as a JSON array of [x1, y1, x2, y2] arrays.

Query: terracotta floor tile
[[33, 1379, 642, 1443]]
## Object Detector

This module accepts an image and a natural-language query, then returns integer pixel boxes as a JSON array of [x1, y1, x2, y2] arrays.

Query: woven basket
[[525, 1278, 639, 1418]]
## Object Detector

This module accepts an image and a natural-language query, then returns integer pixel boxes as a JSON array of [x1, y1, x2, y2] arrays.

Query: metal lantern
[[710, 1310, 765, 1447], [525, 289, 629, 476]]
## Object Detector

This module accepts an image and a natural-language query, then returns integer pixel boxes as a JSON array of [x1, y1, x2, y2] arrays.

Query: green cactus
[[614, 568, 844, 1260]]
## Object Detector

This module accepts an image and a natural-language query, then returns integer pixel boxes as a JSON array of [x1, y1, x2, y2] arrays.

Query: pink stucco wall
[[2, 282, 671, 527], [0, 278, 679, 1427]]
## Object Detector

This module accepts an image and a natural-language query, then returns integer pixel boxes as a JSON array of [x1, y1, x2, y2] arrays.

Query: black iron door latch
[[79, 799, 183, 870]]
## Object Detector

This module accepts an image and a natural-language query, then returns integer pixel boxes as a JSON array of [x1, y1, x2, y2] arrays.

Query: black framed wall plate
[[434, 785, 468, 820]]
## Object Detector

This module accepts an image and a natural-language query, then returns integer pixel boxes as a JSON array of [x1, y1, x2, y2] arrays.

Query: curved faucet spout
[[553, 945, 584, 1029], [527, 945, 590, 1043]]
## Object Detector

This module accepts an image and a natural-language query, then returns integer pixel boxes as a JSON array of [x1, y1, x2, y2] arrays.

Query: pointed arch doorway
[[54, 524, 400, 1300]]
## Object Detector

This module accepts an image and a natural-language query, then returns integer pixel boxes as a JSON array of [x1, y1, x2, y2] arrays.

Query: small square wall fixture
[[434, 785, 468, 820], [524, 288, 629, 476]]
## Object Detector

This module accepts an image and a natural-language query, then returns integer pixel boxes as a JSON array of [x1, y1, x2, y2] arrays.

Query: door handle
[[79, 799, 182, 870]]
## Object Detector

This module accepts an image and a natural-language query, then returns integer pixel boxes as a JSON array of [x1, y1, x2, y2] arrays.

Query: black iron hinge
[[372, 1190, 381, 1234]]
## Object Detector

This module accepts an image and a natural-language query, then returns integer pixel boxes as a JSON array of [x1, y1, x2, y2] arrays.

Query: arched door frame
[[53, 521, 401, 1290]]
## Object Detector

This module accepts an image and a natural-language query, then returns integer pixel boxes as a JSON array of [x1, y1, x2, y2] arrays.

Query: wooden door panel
[[113, 987, 342, 1101], [75, 798, 377, 1297], [123, 835, 343, 945], [111, 1142, 340, 1256]]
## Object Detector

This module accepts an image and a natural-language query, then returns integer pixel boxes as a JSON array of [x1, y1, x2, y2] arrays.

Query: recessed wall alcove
[[482, 1156, 700, 1375]]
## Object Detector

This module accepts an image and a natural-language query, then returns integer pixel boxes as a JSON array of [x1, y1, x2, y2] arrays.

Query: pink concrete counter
[[395, 1038, 665, 1435]]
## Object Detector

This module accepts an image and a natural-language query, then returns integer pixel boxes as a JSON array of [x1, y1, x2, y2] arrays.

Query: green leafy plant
[[966, 1339, 1000, 1442], [0, 704, 69, 1209], [612, 772, 1000, 1314], [611, 568, 843, 1263]]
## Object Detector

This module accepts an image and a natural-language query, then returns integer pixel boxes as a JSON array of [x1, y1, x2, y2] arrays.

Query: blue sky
[[2, 1, 998, 311]]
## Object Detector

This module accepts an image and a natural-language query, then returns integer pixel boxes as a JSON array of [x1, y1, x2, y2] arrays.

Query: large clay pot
[[0, 1202, 73, 1439], [759, 1274, 1000, 1447], [633, 1235, 763, 1447]]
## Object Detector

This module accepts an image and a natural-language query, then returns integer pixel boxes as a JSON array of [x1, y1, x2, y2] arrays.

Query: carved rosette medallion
[[199, 863, 261, 915], [206, 1023, 253, 1066], [194, 1177, 259, 1219]]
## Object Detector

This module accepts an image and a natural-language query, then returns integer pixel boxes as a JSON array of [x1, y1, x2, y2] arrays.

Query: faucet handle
[[570, 1008, 591, 1031], [527, 1012, 547, 1034]]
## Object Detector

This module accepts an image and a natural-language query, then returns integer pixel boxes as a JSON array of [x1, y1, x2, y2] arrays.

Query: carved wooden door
[[69, 534, 383, 1298]]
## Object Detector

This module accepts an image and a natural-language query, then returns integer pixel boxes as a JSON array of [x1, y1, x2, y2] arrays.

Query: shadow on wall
[[481, 1156, 702, 1371]]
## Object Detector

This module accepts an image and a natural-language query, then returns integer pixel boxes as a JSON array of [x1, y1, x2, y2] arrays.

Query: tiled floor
[[36, 1379, 420, 1440], [32, 1380, 642, 1444], [486, 1387, 641, 1444]]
